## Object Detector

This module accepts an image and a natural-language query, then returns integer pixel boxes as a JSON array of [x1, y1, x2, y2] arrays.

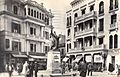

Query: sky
[[33, 0, 72, 35]]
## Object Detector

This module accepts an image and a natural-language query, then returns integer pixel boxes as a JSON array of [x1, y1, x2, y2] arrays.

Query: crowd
[[61, 60, 94, 77], [5, 61, 39, 77]]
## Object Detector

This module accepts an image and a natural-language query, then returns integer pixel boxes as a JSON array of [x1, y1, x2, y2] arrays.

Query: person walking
[[78, 60, 87, 77], [8, 63, 13, 77], [34, 62, 38, 77], [87, 63, 93, 76]]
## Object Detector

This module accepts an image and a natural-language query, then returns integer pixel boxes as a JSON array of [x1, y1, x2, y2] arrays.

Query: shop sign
[[85, 55, 92, 62], [94, 55, 103, 63]]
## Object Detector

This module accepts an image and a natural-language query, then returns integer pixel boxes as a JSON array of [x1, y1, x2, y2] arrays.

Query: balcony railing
[[0, 30, 25, 38], [75, 11, 97, 22], [109, 22, 118, 30], [69, 44, 106, 53], [75, 27, 96, 37], [26, 34, 44, 41]]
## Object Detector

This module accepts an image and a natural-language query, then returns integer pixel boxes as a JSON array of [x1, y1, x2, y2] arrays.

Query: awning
[[74, 56, 83, 63], [29, 55, 47, 59], [12, 54, 27, 58], [62, 57, 69, 62]]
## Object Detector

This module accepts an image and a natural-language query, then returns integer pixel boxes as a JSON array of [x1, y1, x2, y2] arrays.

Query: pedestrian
[[8, 63, 13, 77], [25, 62, 31, 77], [17, 62, 23, 75], [29, 62, 34, 77], [34, 62, 38, 77], [78, 60, 87, 77], [87, 63, 93, 76], [116, 64, 120, 77]]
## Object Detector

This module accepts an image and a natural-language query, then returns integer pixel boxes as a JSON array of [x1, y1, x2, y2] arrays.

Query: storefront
[[93, 54, 103, 71]]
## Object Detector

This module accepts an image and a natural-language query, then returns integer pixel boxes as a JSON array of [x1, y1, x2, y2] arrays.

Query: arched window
[[74, 13, 78, 18], [13, 5, 18, 14], [99, 1, 104, 14], [114, 34, 118, 48], [109, 35, 113, 49]]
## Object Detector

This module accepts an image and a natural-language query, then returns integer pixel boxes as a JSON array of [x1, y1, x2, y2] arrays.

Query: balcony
[[75, 27, 96, 37], [69, 44, 107, 53], [26, 34, 44, 42], [0, 31, 25, 38], [75, 11, 97, 23], [109, 23, 118, 31]]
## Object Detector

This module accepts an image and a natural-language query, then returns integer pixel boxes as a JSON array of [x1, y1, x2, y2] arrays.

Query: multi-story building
[[0, 0, 53, 72], [66, 0, 120, 72]]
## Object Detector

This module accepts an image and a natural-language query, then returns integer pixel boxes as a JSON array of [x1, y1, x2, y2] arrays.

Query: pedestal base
[[47, 50, 61, 74]]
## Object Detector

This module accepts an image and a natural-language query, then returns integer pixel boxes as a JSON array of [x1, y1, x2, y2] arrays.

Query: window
[[110, 0, 118, 10], [31, 9, 33, 16], [81, 8, 86, 15], [111, 56, 115, 69], [45, 31, 49, 39], [99, 1, 104, 14], [45, 46, 50, 54], [69, 16, 71, 25], [13, 5, 18, 15], [47, 18, 49, 25], [37, 11, 39, 18], [99, 18, 104, 32], [67, 29, 70, 36], [12, 41, 21, 51], [74, 13, 78, 18], [69, 43, 71, 49], [24, 8, 26, 15], [30, 43, 36, 52], [67, 17, 69, 26], [74, 42, 77, 48], [109, 35, 113, 49], [114, 34, 118, 48], [90, 5, 94, 12], [6, 39, 10, 49], [42, 14, 44, 20], [30, 27, 36, 35], [28, 8, 30, 15], [40, 13, 41, 19], [99, 37, 103, 45], [111, 14, 117, 24], [11, 22, 21, 34], [115, 0, 118, 9], [34, 10, 36, 17]]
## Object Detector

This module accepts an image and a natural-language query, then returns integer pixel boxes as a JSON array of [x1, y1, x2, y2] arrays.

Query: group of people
[[5, 61, 39, 77], [78, 61, 93, 77]]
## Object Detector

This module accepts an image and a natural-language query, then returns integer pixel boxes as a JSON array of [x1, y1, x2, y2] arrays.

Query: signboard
[[94, 55, 103, 63], [85, 55, 92, 62]]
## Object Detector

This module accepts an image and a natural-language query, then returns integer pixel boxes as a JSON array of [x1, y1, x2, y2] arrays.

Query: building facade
[[66, 0, 120, 72], [0, 0, 53, 72]]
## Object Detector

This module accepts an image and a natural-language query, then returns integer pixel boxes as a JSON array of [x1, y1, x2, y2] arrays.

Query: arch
[[114, 34, 118, 48], [109, 35, 113, 49], [74, 13, 78, 18], [99, 1, 104, 14]]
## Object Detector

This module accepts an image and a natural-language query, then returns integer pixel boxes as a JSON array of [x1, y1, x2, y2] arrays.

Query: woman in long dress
[[21, 61, 28, 75]]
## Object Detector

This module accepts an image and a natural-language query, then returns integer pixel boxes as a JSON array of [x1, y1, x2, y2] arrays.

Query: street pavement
[[0, 71, 118, 77]]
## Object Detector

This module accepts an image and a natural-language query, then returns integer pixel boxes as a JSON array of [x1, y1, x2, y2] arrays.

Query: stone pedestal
[[47, 50, 61, 74]]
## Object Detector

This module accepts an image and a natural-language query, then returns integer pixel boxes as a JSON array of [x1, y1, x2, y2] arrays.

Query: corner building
[[66, 0, 120, 72], [0, 0, 53, 72]]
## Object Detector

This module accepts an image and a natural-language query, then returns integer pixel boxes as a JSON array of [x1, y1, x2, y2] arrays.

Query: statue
[[50, 29, 60, 51]]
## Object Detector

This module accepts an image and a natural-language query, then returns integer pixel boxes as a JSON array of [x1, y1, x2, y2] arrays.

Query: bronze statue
[[50, 29, 60, 51]]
